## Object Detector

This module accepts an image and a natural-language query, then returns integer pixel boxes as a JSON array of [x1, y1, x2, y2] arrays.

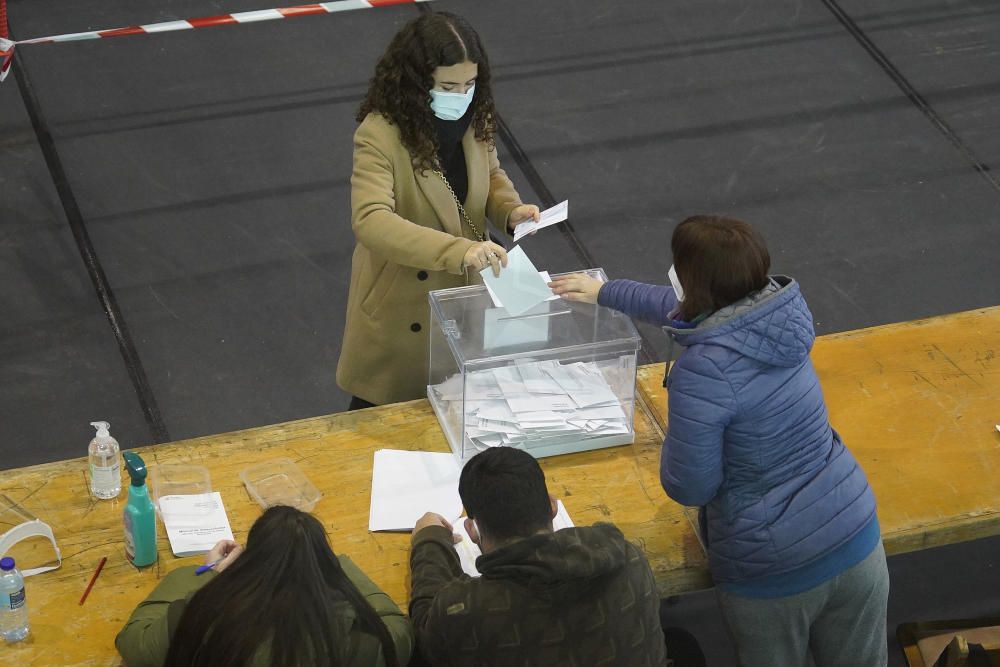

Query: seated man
[[409, 446, 668, 666]]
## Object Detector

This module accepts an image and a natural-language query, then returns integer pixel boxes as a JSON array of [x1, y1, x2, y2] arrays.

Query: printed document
[[158, 492, 235, 557]]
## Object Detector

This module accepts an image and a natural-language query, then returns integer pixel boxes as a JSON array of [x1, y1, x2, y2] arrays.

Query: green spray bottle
[[122, 452, 157, 567]]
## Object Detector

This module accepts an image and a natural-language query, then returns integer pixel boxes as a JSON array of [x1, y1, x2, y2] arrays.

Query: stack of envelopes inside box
[[430, 359, 630, 452]]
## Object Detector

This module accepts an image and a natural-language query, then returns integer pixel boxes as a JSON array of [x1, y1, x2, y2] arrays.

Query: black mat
[[451, 0, 1000, 358], [7, 1, 412, 440], [1, 0, 996, 458], [0, 76, 150, 468], [839, 0, 1000, 168]]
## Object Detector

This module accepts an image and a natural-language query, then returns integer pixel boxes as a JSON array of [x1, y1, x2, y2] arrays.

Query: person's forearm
[[408, 526, 463, 630], [598, 279, 679, 325]]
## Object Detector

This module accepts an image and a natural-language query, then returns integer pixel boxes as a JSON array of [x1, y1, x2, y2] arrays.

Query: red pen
[[79, 556, 107, 605]]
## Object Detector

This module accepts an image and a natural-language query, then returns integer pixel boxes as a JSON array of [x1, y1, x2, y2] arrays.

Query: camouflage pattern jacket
[[409, 523, 668, 666]]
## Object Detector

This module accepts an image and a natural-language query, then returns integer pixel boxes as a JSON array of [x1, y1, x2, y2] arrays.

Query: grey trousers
[[716, 541, 890, 667]]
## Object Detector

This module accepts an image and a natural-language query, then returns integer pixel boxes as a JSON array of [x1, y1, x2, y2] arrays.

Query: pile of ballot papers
[[429, 359, 630, 452]]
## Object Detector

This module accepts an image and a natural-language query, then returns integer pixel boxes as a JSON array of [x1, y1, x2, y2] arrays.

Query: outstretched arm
[[549, 274, 680, 326]]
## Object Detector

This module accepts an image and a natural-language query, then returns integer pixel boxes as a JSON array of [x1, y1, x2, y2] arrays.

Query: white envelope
[[480, 247, 554, 316], [484, 308, 550, 351]]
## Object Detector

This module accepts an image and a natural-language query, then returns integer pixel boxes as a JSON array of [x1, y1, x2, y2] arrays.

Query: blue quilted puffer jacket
[[598, 276, 877, 585]]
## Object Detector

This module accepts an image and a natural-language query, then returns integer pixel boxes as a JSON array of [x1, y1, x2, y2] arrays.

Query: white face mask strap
[[668, 264, 685, 302], [0, 519, 62, 577]]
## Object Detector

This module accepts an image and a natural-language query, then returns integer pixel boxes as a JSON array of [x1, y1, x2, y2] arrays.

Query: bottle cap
[[123, 452, 148, 487], [0, 557, 14, 570], [91, 421, 112, 439]]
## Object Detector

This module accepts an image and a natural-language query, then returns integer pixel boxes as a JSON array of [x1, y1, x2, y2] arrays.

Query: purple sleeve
[[597, 279, 679, 326]]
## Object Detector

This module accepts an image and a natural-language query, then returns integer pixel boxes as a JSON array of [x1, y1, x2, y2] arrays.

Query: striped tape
[[0, 0, 433, 81]]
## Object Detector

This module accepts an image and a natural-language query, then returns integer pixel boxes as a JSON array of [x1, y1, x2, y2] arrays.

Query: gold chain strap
[[432, 168, 485, 243]]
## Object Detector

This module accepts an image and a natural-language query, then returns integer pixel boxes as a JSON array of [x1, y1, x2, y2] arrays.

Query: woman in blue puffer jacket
[[549, 215, 889, 667]]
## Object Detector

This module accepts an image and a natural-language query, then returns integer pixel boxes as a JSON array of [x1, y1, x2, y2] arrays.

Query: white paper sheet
[[480, 246, 554, 316], [451, 500, 576, 577], [515, 361, 565, 394], [369, 450, 463, 532], [506, 395, 577, 413], [512, 200, 569, 242], [484, 270, 560, 310], [158, 492, 235, 557]]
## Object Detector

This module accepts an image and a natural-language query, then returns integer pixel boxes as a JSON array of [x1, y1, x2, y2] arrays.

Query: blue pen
[[195, 559, 222, 576]]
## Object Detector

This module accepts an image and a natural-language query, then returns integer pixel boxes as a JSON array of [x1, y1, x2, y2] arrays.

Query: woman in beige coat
[[337, 12, 539, 408]]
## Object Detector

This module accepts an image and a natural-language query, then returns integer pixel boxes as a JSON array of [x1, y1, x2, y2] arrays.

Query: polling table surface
[[2, 307, 999, 665], [0, 389, 699, 666]]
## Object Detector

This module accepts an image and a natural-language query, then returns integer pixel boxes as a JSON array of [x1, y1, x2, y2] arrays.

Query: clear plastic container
[[427, 268, 641, 463], [240, 458, 322, 512], [150, 464, 212, 512]]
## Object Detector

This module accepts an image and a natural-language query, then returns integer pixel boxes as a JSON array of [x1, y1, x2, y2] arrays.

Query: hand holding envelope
[[513, 200, 569, 242], [480, 246, 555, 316]]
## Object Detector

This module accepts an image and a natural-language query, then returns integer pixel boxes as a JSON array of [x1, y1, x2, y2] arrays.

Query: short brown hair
[[671, 215, 771, 321]]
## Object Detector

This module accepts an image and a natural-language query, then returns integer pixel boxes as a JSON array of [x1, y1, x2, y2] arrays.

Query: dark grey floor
[[2, 1, 998, 664]]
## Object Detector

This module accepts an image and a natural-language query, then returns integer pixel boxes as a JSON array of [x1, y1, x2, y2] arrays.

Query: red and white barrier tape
[[0, 0, 433, 82]]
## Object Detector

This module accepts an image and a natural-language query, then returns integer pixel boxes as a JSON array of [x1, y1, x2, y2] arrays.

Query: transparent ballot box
[[428, 268, 641, 463]]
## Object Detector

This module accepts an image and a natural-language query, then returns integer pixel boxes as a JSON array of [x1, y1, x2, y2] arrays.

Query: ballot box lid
[[428, 268, 641, 366]]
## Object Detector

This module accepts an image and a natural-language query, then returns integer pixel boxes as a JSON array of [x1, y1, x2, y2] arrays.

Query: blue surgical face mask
[[668, 264, 685, 302], [430, 85, 475, 121]]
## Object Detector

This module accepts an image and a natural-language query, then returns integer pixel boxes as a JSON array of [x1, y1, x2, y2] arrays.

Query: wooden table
[[637, 306, 1000, 556], [2, 306, 998, 665], [0, 393, 701, 665]]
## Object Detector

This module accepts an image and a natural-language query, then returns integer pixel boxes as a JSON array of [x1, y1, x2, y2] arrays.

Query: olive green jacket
[[336, 113, 523, 405], [115, 556, 413, 667]]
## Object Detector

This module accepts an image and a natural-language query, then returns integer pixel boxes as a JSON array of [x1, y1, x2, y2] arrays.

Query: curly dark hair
[[357, 11, 496, 174]]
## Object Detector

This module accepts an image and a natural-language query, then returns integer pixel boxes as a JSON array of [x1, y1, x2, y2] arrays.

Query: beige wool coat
[[336, 113, 522, 405]]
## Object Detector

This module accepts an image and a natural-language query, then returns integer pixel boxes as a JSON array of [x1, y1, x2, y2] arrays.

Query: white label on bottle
[[91, 461, 120, 488], [7, 588, 24, 610], [124, 512, 136, 563]]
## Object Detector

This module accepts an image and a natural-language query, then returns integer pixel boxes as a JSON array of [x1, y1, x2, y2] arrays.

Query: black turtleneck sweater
[[434, 106, 474, 205]]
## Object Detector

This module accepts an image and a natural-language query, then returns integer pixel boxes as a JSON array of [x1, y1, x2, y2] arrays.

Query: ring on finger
[[488, 251, 499, 259]]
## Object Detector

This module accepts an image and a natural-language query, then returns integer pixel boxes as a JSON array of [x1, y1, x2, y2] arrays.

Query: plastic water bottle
[[89, 421, 122, 499], [0, 557, 29, 643]]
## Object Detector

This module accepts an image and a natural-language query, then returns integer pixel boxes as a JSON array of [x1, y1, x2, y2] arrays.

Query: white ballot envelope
[[513, 200, 569, 242], [480, 246, 554, 316], [483, 307, 551, 350]]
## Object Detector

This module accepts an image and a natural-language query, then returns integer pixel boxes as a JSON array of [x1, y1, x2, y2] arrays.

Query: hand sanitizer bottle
[[88, 421, 121, 499]]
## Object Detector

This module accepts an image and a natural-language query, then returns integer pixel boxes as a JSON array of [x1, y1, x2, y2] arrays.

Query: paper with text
[[158, 492, 235, 557]]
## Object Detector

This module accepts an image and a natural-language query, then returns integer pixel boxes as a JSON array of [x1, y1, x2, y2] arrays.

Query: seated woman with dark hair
[[115, 505, 412, 667], [550, 215, 889, 667]]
